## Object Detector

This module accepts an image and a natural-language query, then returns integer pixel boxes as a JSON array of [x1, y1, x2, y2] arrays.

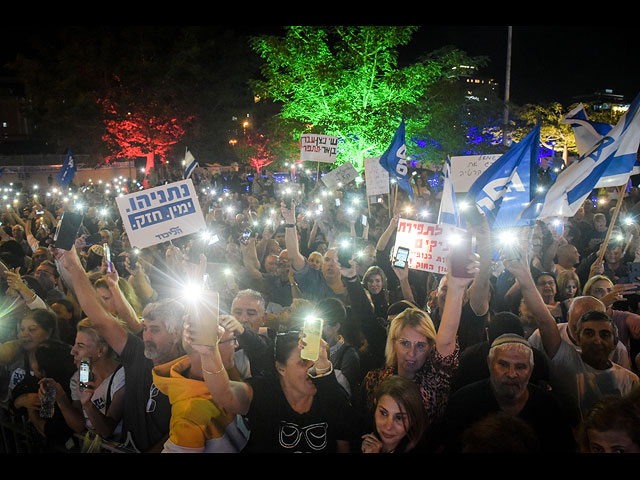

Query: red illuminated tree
[[98, 78, 194, 173], [233, 132, 279, 173]]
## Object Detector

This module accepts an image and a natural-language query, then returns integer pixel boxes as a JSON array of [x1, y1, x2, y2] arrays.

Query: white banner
[[300, 134, 339, 163], [364, 157, 390, 196], [116, 179, 206, 249], [321, 162, 358, 190], [392, 218, 465, 274], [449, 154, 502, 193]]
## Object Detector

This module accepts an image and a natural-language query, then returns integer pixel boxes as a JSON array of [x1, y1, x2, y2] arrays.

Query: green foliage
[[249, 26, 487, 172]]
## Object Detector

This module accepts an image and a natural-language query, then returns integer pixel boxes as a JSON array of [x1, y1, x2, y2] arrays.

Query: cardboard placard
[[364, 156, 390, 196], [116, 179, 206, 249], [300, 134, 339, 163], [392, 218, 466, 274], [449, 154, 502, 193], [321, 162, 358, 190]]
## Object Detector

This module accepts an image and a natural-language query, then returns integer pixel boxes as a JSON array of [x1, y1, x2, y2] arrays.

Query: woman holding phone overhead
[[184, 313, 360, 453], [359, 248, 480, 429]]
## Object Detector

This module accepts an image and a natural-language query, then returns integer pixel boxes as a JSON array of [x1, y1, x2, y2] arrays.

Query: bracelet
[[284, 223, 296, 229], [202, 363, 225, 375]]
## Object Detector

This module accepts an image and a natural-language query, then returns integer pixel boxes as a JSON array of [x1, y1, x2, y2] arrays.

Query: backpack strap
[[105, 364, 123, 413]]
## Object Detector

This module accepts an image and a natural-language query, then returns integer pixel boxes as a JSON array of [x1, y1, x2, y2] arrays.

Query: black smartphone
[[449, 233, 476, 278], [79, 358, 91, 389], [338, 239, 354, 269], [129, 248, 139, 269], [393, 247, 410, 269], [52, 211, 84, 250]]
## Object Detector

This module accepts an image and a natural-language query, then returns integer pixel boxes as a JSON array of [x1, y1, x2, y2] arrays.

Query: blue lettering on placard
[[126, 183, 191, 213], [128, 198, 196, 231]]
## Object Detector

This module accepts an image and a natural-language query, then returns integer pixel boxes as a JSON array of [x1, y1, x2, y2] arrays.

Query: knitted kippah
[[490, 333, 532, 350]]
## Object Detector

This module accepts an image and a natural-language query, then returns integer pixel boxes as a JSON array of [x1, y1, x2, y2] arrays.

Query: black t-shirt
[[244, 372, 359, 453], [442, 378, 576, 453], [119, 333, 172, 452], [431, 302, 488, 352]]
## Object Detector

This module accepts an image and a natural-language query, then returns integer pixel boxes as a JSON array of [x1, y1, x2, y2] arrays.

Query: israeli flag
[[562, 103, 613, 157], [379, 117, 413, 198], [466, 124, 540, 229], [562, 103, 640, 177], [521, 92, 640, 220], [183, 148, 198, 180], [57, 150, 76, 188], [437, 157, 463, 227]]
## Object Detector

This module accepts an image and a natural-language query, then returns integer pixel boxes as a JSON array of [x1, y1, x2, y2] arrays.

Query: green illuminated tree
[[249, 26, 485, 172]]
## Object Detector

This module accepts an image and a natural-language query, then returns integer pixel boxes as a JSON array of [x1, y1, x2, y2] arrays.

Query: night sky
[[403, 25, 639, 106], [1, 24, 638, 107]]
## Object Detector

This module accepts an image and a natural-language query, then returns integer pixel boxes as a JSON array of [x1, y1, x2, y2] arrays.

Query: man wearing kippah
[[439, 334, 576, 453]]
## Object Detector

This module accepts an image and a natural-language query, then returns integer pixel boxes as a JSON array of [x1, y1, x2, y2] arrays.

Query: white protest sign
[[364, 156, 390, 196], [300, 134, 339, 163], [392, 218, 465, 274], [321, 162, 359, 190], [116, 178, 206, 249], [449, 154, 502, 193]]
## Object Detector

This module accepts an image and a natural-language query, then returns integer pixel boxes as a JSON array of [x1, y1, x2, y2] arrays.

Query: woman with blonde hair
[[92, 269, 143, 335], [557, 269, 581, 302], [41, 317, 125, 442], [359, 254, 478, 426]]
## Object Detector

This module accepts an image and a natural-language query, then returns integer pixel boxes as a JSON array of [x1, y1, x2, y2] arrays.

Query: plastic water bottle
[[40, 382, 56, 419]]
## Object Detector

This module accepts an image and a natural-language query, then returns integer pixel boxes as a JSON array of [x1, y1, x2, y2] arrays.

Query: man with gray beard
[[439, 334, 576, 453], [52, 246, 185, 452]]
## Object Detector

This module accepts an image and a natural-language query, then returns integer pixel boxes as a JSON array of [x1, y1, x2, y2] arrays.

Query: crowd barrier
[[0, 401, 135, 453]]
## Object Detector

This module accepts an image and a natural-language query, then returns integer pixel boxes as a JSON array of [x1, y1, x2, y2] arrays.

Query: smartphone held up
[[448, 231, 476, 278], [79, 358, 91, 389], [301, 317, 324, 362], [184, 278, 220, 348]]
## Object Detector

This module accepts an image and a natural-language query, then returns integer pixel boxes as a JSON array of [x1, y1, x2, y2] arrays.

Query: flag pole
[[393, 183, 399, 213], [595, 184, 626, 266]]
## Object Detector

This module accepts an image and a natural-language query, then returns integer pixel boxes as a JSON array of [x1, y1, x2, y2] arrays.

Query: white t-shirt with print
[[70, 366, 125, 439]]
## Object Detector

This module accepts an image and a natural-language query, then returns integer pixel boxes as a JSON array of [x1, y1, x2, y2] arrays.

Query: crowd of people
[[1, 159, 640, 454]]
